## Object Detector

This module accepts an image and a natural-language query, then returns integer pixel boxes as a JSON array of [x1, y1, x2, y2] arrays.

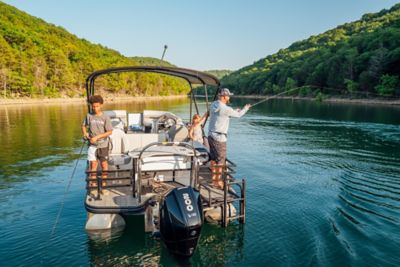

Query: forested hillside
[[0, 2, 189, 98], [205, 70, 232, 79], [130, 57, 174, 67], [222, 4, 400, 98]]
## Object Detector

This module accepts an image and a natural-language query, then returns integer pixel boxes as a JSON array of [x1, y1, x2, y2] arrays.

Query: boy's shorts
[[88, 146, 109, 162]]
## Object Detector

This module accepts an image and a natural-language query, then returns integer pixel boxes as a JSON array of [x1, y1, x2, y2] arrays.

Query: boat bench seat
[[106, 111, 194, 172], [108, 128, 169, 170], [108, 154, 132, 170], [123, 133, 167, 151], [105, 110, 128, 129]]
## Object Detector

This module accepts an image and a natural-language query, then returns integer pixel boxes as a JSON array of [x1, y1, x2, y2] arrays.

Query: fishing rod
[[251, 84, 400, 107], [251, 86, 303, 107]]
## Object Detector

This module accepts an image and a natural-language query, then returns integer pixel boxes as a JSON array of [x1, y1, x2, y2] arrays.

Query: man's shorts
[[208, 136, 227, 165], [88, 145, 109, 162]]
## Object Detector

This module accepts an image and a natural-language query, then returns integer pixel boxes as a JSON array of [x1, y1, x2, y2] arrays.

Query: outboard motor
[[159, 186, 203, 257]]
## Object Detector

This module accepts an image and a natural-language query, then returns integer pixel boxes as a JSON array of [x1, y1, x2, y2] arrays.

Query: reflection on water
[[0, 98, 189, 188], [0, 98, 400, 266], [86, 216, 246, 266], [195, 224, 245, 266], [87, 216, 162, 266]]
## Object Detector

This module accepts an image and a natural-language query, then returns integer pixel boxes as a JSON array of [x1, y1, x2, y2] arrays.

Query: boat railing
[[85, 169, 134, 199], [198, 158, 246, 227], [136, 141, 200, 202]]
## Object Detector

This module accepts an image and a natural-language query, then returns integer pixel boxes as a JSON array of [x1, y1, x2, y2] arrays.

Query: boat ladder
[[199, 160, 246, 227]]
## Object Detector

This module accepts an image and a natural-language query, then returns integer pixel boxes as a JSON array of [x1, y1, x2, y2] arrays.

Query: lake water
[[0, 98, 399, 266]]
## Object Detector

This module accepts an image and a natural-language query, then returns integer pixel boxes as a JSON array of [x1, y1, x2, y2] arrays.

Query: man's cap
[[218, 88, 234, 96]]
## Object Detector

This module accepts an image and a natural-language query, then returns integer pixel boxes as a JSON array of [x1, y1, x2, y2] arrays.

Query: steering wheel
[[156, 115, 177, 131]]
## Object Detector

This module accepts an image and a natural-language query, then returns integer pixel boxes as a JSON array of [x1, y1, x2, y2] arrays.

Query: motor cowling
[[159, 186, 203, 257]]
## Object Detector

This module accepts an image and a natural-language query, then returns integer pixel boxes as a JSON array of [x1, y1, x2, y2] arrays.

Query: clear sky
[[3, 0, 400, 71]]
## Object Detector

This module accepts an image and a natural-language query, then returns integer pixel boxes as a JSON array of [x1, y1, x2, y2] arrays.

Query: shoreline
[[0, 95, 188, 106], [1, 94, 400, 106], [234, 95, 400, 106]]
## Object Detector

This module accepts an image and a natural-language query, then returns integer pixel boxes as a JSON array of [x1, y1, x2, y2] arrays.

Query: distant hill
[[222, 4, 400, 97], [0, 2, 189, 98], [204, 70, 232, 80], [130, 57, 175, 67]]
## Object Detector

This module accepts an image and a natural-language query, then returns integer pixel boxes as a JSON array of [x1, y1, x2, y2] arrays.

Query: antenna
[[161, 45, 168, 61]]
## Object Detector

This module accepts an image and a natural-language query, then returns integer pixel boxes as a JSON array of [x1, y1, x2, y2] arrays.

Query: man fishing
[[208, 88, 251, 189]]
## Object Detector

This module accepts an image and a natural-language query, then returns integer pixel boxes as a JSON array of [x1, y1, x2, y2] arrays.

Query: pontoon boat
[[84, 66, 246, 257]]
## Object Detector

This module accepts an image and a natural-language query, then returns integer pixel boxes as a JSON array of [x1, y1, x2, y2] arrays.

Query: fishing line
[[40, 141, 86, 264], [50, 141, 86, 237], [251, 84, 400, 107]]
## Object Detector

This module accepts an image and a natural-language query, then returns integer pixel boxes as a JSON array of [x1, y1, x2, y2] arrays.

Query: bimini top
[[86, 66, 220, 97]]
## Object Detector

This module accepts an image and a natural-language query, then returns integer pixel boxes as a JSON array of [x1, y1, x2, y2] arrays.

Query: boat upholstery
[[104, 110, 128, 127], [168, 124, 189, 142], [105, 109, 194, 171], [109, 128, 128, 154], [128, 146, 194, 171], [128, 113, 144, 132], [123, 133, 167, 151]]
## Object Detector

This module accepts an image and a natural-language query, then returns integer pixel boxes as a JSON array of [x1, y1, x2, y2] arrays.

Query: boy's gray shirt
[[208, 100, 249, 142], [82, 113, 113, 148]]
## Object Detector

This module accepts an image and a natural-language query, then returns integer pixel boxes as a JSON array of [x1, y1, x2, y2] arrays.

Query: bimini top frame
[[85, 65, 221, 120], [86, 66, 220, 97]]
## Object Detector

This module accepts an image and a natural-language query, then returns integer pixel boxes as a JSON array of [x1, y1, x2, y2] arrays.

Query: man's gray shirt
[[82, 113, 113, 148], [208, 100, 249, 142]]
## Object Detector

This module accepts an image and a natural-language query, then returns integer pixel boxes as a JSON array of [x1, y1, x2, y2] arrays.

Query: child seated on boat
[[81, 95, 113, 191], [188, 111, 208, 144]]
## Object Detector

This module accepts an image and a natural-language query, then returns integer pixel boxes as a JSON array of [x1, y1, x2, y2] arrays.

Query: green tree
[[221, 3, 400, 98], [344, 79, 359, 96], [375, 74, 399, 96], [272, 84, 281, 93], [284, 77, 297, 95], [263, 81, 273, 94], [0, 2, 190, 98]]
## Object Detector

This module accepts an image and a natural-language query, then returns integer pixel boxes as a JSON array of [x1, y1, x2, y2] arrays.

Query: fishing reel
[[83, 135, 90, 144]]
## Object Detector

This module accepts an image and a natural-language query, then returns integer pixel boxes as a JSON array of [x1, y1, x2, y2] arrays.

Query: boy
[[82, 95, 113, 191]]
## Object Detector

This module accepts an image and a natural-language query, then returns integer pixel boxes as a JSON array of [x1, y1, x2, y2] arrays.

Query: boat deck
[[86, 187, 139, 208], [85, 165, 240, 213]]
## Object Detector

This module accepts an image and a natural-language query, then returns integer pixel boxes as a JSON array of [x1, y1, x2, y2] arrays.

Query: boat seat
[[104, 110, 128, 128], [128, 113, 144, 132], [108, 127, 132, 170], [168, 124, 189, 142], [108, 154, 132, 169], [109, 128, 128, 154], [124, 133, 167, 151]]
